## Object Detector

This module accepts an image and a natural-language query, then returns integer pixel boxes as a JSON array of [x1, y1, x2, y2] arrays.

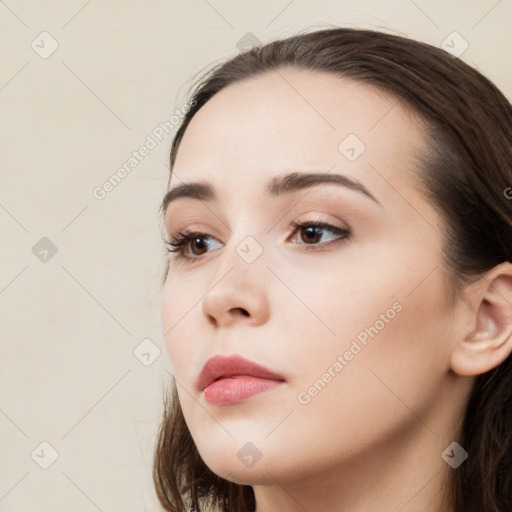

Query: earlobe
[[450, 263, 512, 377]]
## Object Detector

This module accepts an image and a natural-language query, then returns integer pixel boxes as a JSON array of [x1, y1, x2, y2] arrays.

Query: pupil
[[304, 226, 321, 243], [192, 238, 207, 254]]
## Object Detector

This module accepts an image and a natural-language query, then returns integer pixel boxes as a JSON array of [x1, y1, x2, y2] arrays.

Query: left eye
[[289, 221, 350, 246]]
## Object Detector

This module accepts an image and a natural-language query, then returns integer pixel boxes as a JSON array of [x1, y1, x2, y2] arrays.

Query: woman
[[153, 27, 512, 511]]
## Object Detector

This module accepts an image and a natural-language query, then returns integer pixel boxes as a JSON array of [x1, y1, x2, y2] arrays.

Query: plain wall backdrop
[[1, 1, 511, 510]]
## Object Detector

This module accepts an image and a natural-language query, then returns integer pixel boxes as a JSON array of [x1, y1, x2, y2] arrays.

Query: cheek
[[161, 275, 201, 375], [294, 267, 453, 436], [290, 241, 451, 389]]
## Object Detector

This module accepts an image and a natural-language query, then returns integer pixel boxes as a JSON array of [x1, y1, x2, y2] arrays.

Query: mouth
[[197, 355, 285, 406]]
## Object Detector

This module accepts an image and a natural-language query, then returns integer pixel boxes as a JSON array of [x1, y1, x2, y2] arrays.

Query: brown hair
[[153, 26, 512, 511]]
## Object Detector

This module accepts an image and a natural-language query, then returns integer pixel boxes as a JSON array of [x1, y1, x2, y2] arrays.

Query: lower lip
[[203, 376, 283, 405]]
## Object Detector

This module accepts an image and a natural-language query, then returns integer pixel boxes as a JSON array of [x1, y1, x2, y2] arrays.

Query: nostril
[[207, 313, 218, 327], [234, 307, 250, 317]]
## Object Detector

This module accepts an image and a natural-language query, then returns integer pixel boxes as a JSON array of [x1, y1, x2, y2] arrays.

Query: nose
[[202, 266, 271, 328]]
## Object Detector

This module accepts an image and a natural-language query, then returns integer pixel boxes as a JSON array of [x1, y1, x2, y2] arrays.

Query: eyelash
[[164, 220, 351, 263]]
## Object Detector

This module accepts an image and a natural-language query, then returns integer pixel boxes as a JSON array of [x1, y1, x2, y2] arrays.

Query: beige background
[[1, 1, 510, 510]]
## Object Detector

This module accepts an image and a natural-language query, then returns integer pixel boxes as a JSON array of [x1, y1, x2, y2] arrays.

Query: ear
[[450, 262, 512, 376]]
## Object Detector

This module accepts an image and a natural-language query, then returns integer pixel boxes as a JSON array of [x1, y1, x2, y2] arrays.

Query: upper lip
[[197, 355, 285, 391]]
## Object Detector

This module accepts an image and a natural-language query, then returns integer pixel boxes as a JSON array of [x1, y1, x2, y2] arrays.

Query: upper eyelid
[[164, 193, 363, 222], [166, 210, 351, 234], [169, 219, 343, 235], [168, 221, 348, 247]]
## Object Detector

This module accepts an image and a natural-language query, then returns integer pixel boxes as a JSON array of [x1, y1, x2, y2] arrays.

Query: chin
[[194, 438, 283, 485], [204, 458, 276, 486]]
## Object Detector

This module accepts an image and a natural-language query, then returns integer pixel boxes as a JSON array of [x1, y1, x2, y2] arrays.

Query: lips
[[197, 354, 285, 390]]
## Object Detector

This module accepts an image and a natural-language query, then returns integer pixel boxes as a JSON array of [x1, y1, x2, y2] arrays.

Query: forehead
[[170, 68, 427, 202]]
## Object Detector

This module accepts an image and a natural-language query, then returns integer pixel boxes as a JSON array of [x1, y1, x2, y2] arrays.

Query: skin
[[161, 68, 512, 512]]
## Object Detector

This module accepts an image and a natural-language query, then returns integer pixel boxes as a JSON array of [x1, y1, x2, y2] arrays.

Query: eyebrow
[[161, 171, 381, 213]]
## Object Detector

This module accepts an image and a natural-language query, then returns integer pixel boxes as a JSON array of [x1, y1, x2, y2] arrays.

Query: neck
[[252, 381, 469, 512], [254, 433, 454, 512]]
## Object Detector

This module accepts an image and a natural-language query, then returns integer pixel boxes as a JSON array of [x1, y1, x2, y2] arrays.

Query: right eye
[[165, 231, 223, 261]]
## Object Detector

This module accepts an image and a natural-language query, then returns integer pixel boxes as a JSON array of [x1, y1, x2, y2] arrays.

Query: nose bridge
[[213, 209, 269, 278]]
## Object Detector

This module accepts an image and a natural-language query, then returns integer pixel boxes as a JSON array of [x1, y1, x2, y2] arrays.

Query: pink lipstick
[[197, 355, 285, 405]]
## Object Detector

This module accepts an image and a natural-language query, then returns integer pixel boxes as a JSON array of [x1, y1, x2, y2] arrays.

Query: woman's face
[[161, 69, 460, 485]]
